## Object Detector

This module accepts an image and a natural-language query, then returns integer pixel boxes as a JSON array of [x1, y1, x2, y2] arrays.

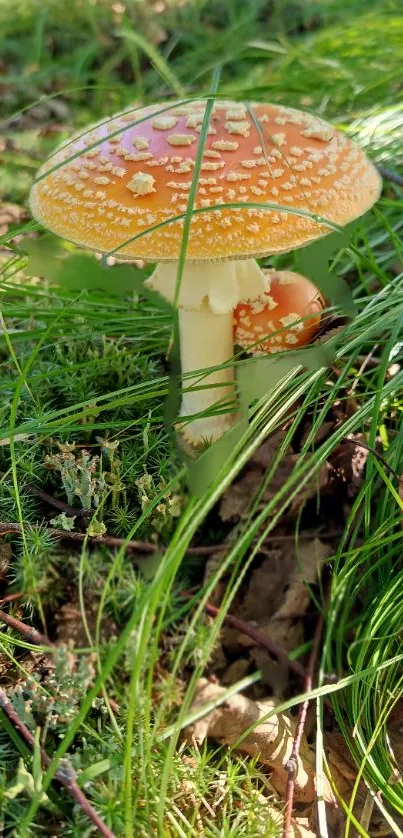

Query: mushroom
[[30, 99, 381, 445], [233, 271, 325, 355]]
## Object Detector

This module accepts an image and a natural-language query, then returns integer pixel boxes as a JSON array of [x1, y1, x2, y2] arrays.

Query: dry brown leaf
[[220, 432, 331, 524], [386, 700, 403, 779], [185, 678, 335, 805], [239, 546, 306, 654], [220, 426, 370, 532], [202, 546, 231, 598], [0, 649, 52, 684], [208, 537, 331, 697], [219, 430, 289, 523], [252, 800, 317, 838], [261, 457, 332, 522], [325, 730, 361, 789], [8, 98, 70, 131], [219, 466, 263, 523], [249, 646, 290, 698], [300, 420, 335, 448], [287, 816, 317, 838], [38, 123, 67, 138], [54, 601, 116, 647], [221, 657, 250, 685], [222, 539, 331, 658], [329, 434, 370, 496], [0, 203, 26, 236]]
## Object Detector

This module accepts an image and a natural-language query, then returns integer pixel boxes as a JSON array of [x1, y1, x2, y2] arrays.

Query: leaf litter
[[185, 678, 322, 804], [0, 202, 26, 236], [178, 421, 381, 834]]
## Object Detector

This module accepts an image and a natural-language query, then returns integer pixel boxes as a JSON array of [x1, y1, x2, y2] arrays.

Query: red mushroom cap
[[233, 270, 324, 354], [29, 100, 381, 262]]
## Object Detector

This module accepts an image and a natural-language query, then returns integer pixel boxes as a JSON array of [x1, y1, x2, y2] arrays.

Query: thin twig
[[260, 528, 345, 545], [282, 612, 324, 838], [377, 166, 403, 188], [0, 687, 116, 838], [355, 354, 381, 369], [26, 483, 89, 519], [0, 608, 52, 646], [0, 520, 345, 555], [187, 543, 226, 556], [0, 522, 223, 556], [0, 591, 27, 605], [182, 594, 305, 680]]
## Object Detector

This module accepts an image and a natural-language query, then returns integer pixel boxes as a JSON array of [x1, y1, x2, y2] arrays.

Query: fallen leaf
[[219, 430, 289, 523], [325, 730, 361, 788], [386, 700, 403, 780], [8, 98, 70, 131], [296, 537, 333, 584], [0, 203, 26, 236], [220, 539, 331, 664], [54, 601, 116, 647], [300, 419, 335, 449], [46, 98, 70, 120], [220, 430, 331, 525], [219, 466, 262, 522], [314, 323, 347, 345], [202, 546, 230, 601], [185, 678, 335, 805], [249, 646, 290, 697], [221, 658, 250, 685], [239, 546, 307, 654], [38, 123, 66, 138], [329, 434, 370, 496], [0, 649, 52, 684], [289, 816, 317, 838]]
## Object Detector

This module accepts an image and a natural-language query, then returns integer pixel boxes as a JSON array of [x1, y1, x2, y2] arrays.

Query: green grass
[[239, 5, 403, 118], [1, 0, 403, 835]]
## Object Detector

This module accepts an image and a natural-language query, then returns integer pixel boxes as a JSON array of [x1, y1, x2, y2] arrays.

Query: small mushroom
[[233, 271, 324, 355], [30, 100, 382, 445]]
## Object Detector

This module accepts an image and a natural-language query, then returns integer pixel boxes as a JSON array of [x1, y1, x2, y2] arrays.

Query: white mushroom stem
[[179, 302, 236, 443], [146, 258, 270, 445]]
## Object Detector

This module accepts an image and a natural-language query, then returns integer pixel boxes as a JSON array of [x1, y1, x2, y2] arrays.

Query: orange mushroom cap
[[30, 100, 381, 262], [233, 271, 324, 354]]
